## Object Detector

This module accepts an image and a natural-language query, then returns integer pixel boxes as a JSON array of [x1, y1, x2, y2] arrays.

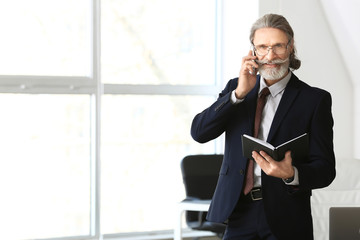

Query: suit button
[[239, 169, 244, 175]]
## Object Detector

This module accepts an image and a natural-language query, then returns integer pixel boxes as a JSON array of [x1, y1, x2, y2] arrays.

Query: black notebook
[[241, 133, 309, 161]]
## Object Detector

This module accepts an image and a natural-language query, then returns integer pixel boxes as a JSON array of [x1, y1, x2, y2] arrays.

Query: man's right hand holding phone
[[235, 50, 259, 99]]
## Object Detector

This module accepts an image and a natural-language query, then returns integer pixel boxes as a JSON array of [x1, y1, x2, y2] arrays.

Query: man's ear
[[289, 39, 295, 53]]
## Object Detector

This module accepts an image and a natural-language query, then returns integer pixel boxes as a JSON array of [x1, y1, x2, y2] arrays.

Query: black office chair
[[180, 154, 226, 239]]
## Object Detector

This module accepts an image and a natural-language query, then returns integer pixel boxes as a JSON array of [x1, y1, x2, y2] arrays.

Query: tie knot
[[259, 87, 270, 98]]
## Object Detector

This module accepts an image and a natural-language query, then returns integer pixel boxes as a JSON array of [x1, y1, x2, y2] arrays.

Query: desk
[[174, 200, 211, 240]]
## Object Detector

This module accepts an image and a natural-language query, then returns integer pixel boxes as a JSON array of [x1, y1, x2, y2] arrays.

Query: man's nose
[[266, 49, 276, 61]]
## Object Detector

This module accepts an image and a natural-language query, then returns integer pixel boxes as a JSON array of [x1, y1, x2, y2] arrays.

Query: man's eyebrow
[[254, 42, 286, 46]]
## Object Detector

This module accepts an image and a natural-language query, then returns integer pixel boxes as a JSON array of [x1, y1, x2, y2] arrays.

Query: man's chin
[[259, 64, 289, 81], [259, 69, 281, 80]]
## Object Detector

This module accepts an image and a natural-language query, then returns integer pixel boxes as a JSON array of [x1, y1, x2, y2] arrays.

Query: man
[[191, 14, 336, 240]]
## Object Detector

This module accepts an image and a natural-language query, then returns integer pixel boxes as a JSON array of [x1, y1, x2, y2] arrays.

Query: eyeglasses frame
[[252, 39, 291, 57]]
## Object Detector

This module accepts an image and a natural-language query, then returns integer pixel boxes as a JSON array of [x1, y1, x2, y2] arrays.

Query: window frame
[[0, 0, 222, 239]]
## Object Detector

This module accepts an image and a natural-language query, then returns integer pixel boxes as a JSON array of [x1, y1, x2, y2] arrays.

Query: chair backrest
[[329, 207, 360, 240], [181, 154, 223, 200]]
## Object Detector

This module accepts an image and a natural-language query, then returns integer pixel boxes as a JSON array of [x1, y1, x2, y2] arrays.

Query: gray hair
[[250, 14, 301, 70]]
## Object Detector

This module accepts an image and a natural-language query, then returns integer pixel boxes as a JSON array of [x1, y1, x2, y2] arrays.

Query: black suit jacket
[[191, 73, 336, 240]]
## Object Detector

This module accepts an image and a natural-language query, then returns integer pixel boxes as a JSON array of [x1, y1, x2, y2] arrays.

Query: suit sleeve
[[296, 91, 336, 190], [191, 79, 238, 143]]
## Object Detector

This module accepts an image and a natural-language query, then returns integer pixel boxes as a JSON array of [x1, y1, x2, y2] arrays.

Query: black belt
[[242, 188, 263, 202]]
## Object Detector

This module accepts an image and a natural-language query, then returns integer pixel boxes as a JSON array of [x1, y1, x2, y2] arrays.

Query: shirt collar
[[259, 71, 292, 97]]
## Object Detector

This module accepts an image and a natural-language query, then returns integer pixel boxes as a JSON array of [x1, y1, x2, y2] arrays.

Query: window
[[101, 95, 215, 233], [0, 0, 94, 239], [101, 0, 216, 85], [0, 94, 91, 239], [100, 0, 219, 234], [0, 0, 258, 239], [0, 0, 91, 76]]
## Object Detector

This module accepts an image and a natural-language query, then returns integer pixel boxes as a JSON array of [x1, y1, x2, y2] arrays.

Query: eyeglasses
[[252, 40, 290, 56]]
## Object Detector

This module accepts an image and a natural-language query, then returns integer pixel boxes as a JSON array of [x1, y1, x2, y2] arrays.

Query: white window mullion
[[0, 76, 96, 94], [90, 0, 102, 238]]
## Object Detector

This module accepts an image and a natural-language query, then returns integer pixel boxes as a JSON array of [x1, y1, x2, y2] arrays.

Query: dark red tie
[[243, 87, 270, 195]]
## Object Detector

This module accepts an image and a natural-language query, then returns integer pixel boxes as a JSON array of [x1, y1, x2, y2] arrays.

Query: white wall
[[319, 0, 360, 158], [257, 0, 360, 239]]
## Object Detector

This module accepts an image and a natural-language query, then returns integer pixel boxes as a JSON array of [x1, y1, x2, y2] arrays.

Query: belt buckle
[[250, 188, 262, 201]]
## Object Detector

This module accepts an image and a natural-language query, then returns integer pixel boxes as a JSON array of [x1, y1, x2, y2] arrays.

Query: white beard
[[258, 58, 290, 81]]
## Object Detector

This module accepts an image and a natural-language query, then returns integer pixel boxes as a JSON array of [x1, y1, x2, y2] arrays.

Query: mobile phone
[[251, 48, 257, 75]]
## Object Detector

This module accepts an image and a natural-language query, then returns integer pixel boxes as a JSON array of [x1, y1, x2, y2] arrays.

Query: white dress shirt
[[231, 71, 299, 186]]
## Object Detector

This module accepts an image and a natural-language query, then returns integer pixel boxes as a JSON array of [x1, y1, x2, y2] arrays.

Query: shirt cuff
[[283, 166, 299, 185], [231, 90, 244, 104]]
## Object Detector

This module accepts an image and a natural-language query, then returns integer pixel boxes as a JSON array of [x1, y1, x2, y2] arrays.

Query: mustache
[[256, 58, 289, 65]]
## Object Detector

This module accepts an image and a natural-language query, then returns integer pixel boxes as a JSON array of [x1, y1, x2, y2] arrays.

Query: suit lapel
[[267, 74, 301, 142]]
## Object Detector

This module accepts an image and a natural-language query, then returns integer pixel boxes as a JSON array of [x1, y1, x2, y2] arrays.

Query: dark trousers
[[223, 198, 278, 240]]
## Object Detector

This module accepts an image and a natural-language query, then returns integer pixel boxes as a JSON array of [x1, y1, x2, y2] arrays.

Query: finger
[[242, 51, 257, 63], [284, 151, 293, 164], [252, 151, 260, 161], [285, 150, 292, 158], [252, 151, 267, 166], [242, 61, 258, 75], [259, 151, 274, 163], [246, 65, 255, 76], [248, 66, 257, 75], [243, 57, 258, 70], [241, 66, 255, 77]]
